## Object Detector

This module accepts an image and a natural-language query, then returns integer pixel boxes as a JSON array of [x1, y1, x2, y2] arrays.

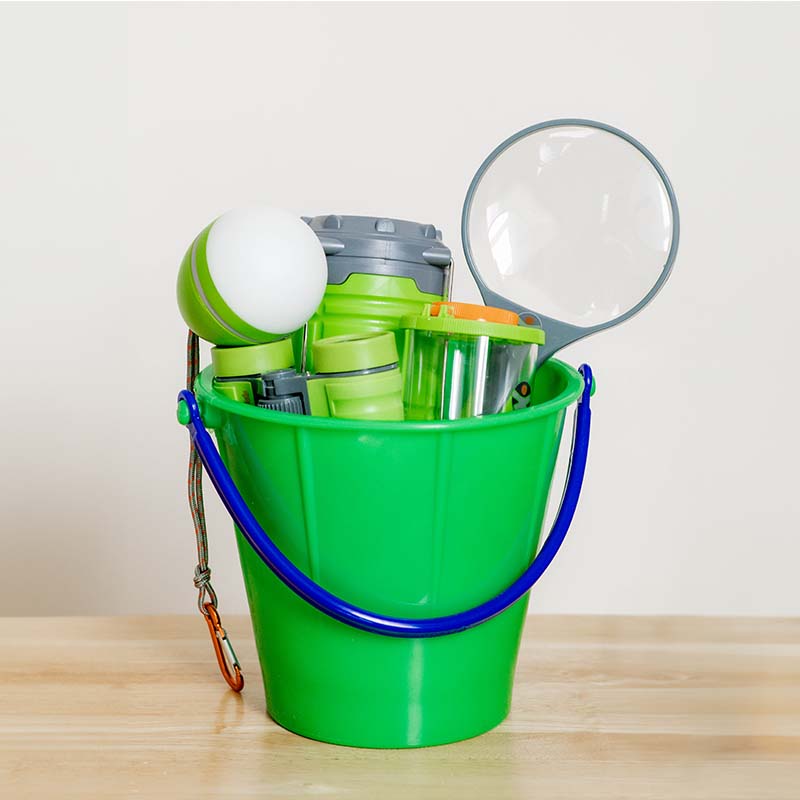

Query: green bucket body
[[195, 359, 583, 748]]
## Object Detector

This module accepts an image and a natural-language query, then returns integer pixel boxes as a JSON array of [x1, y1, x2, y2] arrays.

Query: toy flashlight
[[177, 206, 328, 346]]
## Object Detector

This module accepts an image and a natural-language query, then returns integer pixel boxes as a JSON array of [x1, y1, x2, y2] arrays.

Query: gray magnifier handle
[[461, 119, 680, 363]]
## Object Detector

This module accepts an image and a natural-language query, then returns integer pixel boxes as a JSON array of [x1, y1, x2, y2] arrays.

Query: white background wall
[[1, 2, 798, 617]]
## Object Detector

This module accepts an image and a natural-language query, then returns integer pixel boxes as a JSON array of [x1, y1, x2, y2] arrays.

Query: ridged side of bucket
[[197, 359, 582, 747]]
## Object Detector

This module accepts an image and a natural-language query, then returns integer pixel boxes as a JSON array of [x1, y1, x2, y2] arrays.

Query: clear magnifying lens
[[463, 122, 677, 331]]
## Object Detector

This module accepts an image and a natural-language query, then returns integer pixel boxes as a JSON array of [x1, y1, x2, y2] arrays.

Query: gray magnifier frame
[[461, 119, 680, 363]]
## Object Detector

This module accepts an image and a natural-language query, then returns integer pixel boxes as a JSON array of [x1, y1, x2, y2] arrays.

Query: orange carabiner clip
[[202, 602, 244, 692]]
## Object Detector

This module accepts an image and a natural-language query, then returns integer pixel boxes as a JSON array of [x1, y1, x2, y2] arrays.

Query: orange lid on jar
[[429, 302, 519, 325]]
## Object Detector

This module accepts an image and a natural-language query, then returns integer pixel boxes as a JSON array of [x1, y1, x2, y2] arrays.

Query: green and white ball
[[177, 206, 328, 346]]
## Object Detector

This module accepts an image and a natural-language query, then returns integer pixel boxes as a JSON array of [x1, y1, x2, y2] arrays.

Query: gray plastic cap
[[303, 214, 452, 295]]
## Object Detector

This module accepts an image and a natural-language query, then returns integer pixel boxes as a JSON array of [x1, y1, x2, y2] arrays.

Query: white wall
[[1, 2, 798, 617]]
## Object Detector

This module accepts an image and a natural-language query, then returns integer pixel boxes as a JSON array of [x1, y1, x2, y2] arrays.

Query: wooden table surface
[[1, 615, 798, 799]]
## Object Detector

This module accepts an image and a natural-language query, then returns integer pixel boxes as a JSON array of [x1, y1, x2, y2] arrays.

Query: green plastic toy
[[299, 216, 452, 370], [259, 331, 403, 421], [210, 339, 295, 404], [175, 118, 681, 751], [191, 357, 584, 747], [401, 302, 545, 421], [178, 207, 327, 346]]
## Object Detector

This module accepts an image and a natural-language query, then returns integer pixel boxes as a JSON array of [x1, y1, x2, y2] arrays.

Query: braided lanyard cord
[[186, 330, 244, 691]]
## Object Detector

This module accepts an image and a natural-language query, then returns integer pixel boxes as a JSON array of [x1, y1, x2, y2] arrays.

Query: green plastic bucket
[[190, 358, 586, 748]]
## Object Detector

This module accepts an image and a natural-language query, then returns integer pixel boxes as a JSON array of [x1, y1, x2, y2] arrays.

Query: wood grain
[[1, 615, 798, 799]]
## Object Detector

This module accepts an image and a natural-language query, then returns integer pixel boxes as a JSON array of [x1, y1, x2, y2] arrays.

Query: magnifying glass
[[461, 119, 680, 363]]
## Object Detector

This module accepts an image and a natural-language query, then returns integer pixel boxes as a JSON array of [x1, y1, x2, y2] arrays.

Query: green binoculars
[[212, 332, 404, 422]]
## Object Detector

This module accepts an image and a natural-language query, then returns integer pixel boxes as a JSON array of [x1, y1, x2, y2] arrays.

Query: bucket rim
[[194, 357, 583, 432]]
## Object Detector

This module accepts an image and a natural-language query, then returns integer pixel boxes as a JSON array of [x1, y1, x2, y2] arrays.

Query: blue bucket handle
[[177, 364, 593, 638]]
